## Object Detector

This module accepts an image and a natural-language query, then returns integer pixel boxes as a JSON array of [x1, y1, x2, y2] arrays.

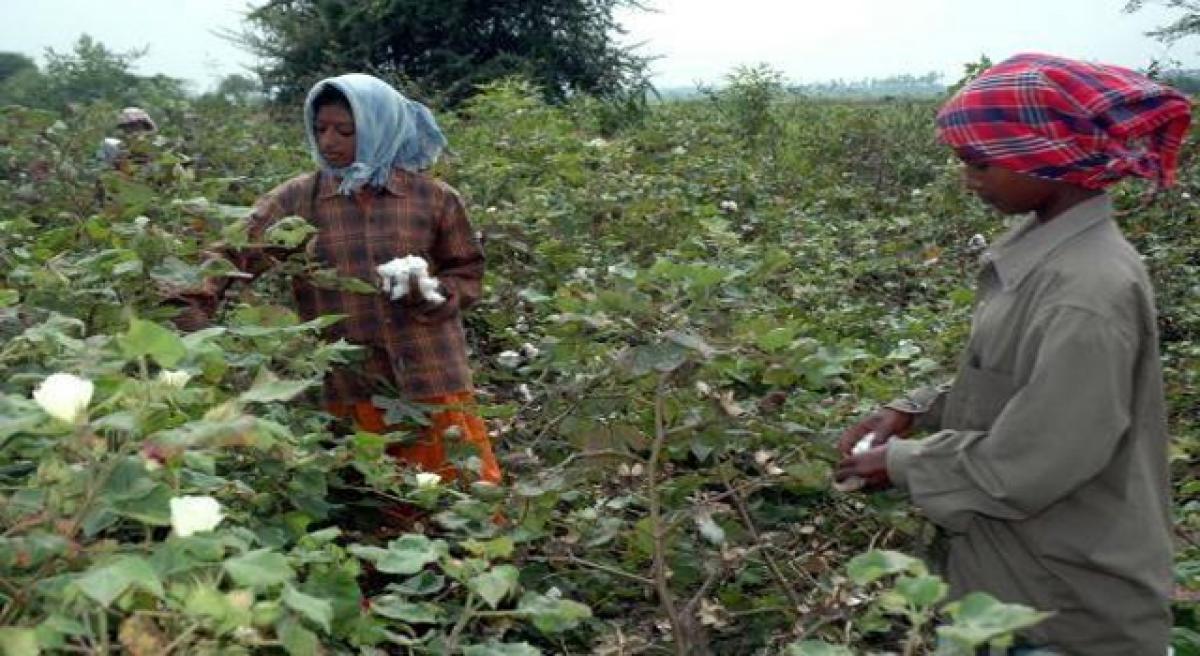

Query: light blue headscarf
[[303, 73, 448, 195]]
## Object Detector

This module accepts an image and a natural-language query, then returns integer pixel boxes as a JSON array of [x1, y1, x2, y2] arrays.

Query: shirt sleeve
[[165, 177, 308, 314], [885, 305, 1137, 532], [431, 187, 485, 310], [886, 381, 953, 431]]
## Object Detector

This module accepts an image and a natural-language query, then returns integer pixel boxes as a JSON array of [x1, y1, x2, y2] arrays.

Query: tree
[[1125, 0, 1200, 42], [236, 0, 649, 106], [0, 52, 36, 84]]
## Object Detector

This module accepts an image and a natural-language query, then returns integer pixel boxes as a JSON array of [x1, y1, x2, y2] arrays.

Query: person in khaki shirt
[[835, 54, 1191, 655]]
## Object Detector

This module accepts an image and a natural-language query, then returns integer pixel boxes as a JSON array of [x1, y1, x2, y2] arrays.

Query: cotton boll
[[519, 342, 540, 359], [32, 373, 94, 424], [170, 495, 224, 536], [416, 274, 445, 305], [497, 350, 522, 369], [833, 432, 877, 492]]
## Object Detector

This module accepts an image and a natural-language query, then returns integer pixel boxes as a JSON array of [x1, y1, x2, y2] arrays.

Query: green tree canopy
[[237, 0, 649, 106], [0, 52, 37, 84]]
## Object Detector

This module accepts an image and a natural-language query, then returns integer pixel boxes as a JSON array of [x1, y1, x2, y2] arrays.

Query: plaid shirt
[[229, 169, 484, 403]]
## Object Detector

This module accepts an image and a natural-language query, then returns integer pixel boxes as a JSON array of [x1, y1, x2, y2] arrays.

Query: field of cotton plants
[[1, 75, 1197, 655]]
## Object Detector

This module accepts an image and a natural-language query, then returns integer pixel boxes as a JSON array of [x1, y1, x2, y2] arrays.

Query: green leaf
[[277, 616, 319, 656], [846, 550, 926, 585], [264, 215, 318, 248], [223, 549, 295, 588], [781, 641, 855, 656], [348, 534, 445, 575], [112, 483, 172, 526], [0, 289, 19, 308], [370, 595, 445, 624], [119, 319, 186, 367], [462, 642, 542, 656], [461, 536, 515, 560], [283, 585, 333, 633], [74, 556, 163, 607], [469, 565, 520, 609], [390, 571, 445, 596], [937, 592, 1052, 649], [183, 584, 252, 632], [894, 574, 948, 611], [0, 628, 39, 656], [517, 592, 591, 634], [239, 378, 315, 404]]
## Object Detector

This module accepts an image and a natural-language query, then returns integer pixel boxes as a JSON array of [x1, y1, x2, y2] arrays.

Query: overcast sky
[[1, 0, 1197, 92]]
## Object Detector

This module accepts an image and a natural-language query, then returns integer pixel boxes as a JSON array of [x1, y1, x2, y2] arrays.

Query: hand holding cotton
[[377, 255, 446, 305]]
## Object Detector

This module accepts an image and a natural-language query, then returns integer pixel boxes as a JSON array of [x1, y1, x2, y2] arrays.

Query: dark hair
[[312, 85, 351, 112]]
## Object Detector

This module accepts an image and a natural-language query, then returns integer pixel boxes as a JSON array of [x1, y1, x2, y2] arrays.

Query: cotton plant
[[377, 255, 445, 305]]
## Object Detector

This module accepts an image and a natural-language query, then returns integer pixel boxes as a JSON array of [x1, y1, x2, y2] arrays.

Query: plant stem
[[649, 374, 690, 656]]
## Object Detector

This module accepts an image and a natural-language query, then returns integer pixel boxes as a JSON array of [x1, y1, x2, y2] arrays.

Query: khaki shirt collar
[[980, 194, 1113, 291], [317, 169, 409, 199]]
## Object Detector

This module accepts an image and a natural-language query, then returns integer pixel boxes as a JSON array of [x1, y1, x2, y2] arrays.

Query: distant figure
[[98, 106, 157, 167]]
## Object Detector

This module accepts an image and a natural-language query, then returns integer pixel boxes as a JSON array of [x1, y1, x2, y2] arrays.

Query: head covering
[[303, 73, 447, 195], [936, 53, 1192, 188], [117, 107, 157, 131]]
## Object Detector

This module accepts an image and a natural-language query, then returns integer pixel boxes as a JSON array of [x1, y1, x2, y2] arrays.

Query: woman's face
[[314, 103, 356, 168]]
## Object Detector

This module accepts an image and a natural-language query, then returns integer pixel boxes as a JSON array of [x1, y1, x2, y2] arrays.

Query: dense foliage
[[238, 0, 649, 105], [0, 72, 1197, 654], [0, 37, 190, 113]]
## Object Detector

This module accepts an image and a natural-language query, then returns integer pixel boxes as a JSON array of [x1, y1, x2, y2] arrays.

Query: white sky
[[1, 0, 1197, 92]]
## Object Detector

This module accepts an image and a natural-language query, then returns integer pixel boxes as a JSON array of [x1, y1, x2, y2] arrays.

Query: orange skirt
[[327, 391, 502, 484]]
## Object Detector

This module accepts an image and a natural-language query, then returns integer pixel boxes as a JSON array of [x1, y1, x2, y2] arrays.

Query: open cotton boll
[[32, 373, 94, 424], [416, 274, 445, 305], [169, 495, 224, 536], [833, 432, 877, 492]]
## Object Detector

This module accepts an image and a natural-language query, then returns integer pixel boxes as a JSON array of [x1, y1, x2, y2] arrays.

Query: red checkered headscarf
[[937, 53, 1192, 188]]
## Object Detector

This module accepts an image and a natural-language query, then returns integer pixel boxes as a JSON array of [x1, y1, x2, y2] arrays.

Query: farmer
[[171, 73, 501, 489], [834, 53, 1190, 655], [98, 106, 158, 167]]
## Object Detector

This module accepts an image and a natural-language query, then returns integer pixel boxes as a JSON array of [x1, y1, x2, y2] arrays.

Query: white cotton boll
[[520, 342, 540, 359], [32, 373, 94, 424], [833, 432, 877, 493], [719, 200, 738, 213], [416, 274, 445, 305], [852, 432, 877, 455], [966, 233, 988, 253], [415, 472, 442, 489], [497, 350, 522, 369], [517, 383, 533, 403], [170, 495, 223, 537], [157, 370, 192, 389]]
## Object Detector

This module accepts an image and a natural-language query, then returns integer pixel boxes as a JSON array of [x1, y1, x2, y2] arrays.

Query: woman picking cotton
[[834, 54, 1190, 654], [174, 74, 502, 495]]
